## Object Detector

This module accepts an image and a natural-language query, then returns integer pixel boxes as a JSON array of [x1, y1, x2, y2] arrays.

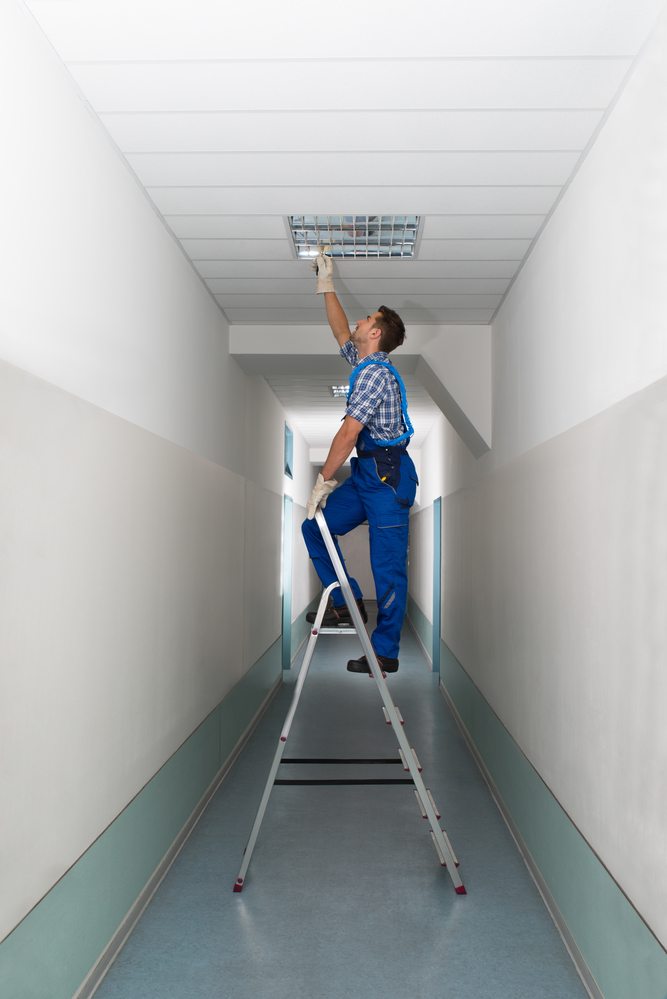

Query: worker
[[301, 252, 418, 674]]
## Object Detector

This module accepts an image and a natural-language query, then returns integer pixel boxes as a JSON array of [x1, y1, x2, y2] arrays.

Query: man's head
[[375, 305, 406, 353], [352, 306, 406, 355]]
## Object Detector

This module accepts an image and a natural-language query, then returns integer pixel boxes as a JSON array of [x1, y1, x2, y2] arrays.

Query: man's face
[[351, 311, 382, 346]]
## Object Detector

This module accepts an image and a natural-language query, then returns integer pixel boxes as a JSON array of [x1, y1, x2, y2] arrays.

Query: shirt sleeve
[[339, 340, 358, 366], [345, 366, 391, 426]]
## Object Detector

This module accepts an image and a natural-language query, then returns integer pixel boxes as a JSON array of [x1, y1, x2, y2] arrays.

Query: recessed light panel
[[289, 215, 420, 259], [329, 385, 349, 398]]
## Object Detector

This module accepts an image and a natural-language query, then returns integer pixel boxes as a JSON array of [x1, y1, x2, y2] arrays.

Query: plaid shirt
[[340, 340, 405, 442]]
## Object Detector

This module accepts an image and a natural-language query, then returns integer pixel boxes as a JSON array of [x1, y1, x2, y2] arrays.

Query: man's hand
[[306, 473, 337, 519], [313, 252, 335, 294]]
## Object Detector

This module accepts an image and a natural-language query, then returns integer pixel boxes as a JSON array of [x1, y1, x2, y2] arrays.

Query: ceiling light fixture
[[289, 215, 421, 259]]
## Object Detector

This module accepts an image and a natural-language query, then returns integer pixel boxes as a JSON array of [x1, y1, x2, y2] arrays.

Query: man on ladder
[[301, 253, 418, 675], [236, 261, 465, 893]]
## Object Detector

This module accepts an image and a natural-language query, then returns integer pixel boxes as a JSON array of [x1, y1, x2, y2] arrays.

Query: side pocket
[[374, 453, 401, 489], [396, 469, 418, 508]]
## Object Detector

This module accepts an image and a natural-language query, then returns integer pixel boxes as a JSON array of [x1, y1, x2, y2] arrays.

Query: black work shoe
[[347, 654, 399, 674], [307, 598, 368, 627], [306, 598, 332, 624]]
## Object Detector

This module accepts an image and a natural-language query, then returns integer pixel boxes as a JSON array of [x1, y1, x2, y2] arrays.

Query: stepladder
[[233, 509, 466, 895]]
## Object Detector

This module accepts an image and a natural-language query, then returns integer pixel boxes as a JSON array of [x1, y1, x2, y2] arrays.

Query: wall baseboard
[[407, 614, 432, 666], [288, 594, 320, 668], [440, 681, 602, 999], [406, 595, 433, 667], [74, 676, 282, 999]]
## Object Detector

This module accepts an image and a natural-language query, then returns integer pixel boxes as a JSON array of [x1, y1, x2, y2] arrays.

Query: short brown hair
[[375, 305, 406, 353]]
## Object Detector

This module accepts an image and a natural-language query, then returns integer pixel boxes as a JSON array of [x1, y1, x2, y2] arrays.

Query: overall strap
[[348, 359, 414, 447]]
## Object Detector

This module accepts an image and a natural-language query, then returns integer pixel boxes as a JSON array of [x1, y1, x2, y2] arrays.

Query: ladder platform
[[313, 626, 357, 635]]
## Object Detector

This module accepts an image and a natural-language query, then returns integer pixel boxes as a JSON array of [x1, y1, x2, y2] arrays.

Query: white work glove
[[312, 252, 334, 294], [306, 473, 337, 519]]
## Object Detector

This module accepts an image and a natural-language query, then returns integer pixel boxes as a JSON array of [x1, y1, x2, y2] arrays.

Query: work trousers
[[301, 445, 418, 659]]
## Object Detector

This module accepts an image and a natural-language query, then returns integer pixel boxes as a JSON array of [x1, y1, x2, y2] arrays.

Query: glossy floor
[[95, 615, 588, 999]]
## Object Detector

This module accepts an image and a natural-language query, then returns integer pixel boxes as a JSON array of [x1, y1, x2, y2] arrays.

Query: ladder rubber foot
[[455, 885, 467, 895], [233, 879, 244, 893]]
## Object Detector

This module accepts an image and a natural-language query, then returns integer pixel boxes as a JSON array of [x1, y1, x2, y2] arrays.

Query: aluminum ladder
[[233, 509, 466, 895]]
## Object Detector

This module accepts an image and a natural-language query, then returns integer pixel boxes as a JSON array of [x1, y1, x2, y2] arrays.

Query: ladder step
[[281, 757, 401, 765], [430, 830, 448, 867], [275, 777, 413, 786], [399, 748, 423, 773], [414, 790, 427, 818], [382, 706, 404, 725], [414, 789, 441, 820]]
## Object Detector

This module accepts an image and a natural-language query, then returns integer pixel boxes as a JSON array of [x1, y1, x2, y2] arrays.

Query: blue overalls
[[301, 360, 418, 659]]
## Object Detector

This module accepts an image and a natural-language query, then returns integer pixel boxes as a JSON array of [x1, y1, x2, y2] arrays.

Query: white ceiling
[[23, 0, 664, 448], [25, 0, 664, 328]]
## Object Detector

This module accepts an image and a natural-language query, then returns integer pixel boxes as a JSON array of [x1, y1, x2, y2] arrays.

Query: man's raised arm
[[314, 253, 350, 346]]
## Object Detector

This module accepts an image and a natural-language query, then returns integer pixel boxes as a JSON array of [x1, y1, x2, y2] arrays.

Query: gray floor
[[95, 610, 588, 999]]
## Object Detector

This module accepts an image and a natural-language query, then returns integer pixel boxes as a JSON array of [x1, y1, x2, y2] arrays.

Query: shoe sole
[[347, 662, 398, 674]]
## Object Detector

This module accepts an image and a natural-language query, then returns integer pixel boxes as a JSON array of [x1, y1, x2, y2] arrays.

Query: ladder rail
[[313, 511, 465, 892], [234, 582, 339, 892], [281, 581, 340, 742]]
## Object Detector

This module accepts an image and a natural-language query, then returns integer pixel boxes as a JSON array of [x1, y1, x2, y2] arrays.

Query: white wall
[[0, 0, 312, 942], [0, 361, 248, 938], [0, 1, 248, 476], [490, 14, 667, 468], [407, 505, 433, 625], [287, 422, 320, 624], [415, 10, 667, 947]]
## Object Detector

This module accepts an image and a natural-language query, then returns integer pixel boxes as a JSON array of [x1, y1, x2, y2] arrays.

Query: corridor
[[2, 2, 666, 998], [94, 616, 587, 999]]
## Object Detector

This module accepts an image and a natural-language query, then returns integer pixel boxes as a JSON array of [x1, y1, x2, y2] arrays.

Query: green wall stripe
[[0, 641, 282, 999], [289, 595, 319, 666], [431, 497, 442, 672], [281, 494, 294, 669], [442, 642, 667, 999]]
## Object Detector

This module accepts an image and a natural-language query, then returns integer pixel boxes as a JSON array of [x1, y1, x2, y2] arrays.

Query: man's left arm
[[306, 415, 364, 519], [322, 415, 364, 480]]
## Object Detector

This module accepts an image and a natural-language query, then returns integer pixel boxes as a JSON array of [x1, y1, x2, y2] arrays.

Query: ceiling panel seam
[[64, 55, 637, 65], [97, 108, 610, 115], [145, 184, 565, 188]]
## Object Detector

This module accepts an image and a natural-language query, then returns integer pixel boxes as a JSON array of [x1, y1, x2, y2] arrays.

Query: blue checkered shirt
[[340, 341, 406, 442]]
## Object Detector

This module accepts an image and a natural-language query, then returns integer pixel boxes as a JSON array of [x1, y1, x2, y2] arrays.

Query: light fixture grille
[[329, 384, 349, 398], [289, 215, 420, 259]]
